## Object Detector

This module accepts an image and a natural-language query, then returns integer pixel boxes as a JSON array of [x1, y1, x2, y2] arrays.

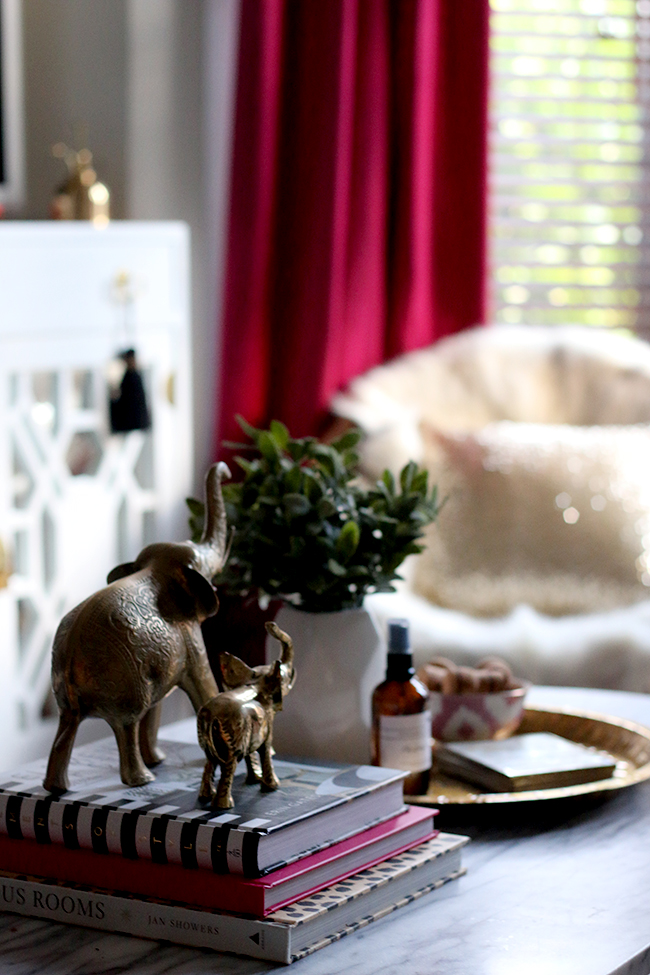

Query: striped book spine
[[0, 790, 266, 873]]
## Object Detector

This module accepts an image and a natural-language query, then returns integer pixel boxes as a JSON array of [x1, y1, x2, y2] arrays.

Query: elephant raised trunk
[[190, 460, 231, 581], [271, 620, 294, 690]]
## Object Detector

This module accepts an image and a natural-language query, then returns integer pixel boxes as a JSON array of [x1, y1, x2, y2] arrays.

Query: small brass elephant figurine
[[43, 463, 231, 794], [197, 621, 295, 809]]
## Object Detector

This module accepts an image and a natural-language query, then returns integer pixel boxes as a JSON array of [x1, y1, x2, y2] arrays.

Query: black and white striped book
[[0, 833, 468, 964], [0, 719, 406, 877]]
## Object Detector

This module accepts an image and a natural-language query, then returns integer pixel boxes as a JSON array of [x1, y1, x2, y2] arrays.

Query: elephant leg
[[139, 703, 165, 767], [245, 752, 262, 784], [199, 756, 217, 804], [111, 720, 155, 787], [43, 709, 82, 794], [259, 738, 280, 793], [178, 649, 219, 713], [215, 757, 238, 809]]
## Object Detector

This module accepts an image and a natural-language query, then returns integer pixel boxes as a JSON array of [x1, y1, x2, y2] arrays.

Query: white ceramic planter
[[265, 603, 387, 765]]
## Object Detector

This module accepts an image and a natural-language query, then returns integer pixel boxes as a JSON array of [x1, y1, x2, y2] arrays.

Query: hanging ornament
[[108, 272, 152, 434], [109, 348, 151, 433]]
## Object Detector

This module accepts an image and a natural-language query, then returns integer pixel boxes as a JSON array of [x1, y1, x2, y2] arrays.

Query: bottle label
[[379, 712, 432, 773]]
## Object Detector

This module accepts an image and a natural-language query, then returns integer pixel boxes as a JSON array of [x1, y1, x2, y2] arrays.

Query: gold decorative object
[[0, 538, 11, 589], [197, 621, 296, 809], [408, 706, 650, 807], [49, 142, 110, 226], [43, 463, 231, 794]]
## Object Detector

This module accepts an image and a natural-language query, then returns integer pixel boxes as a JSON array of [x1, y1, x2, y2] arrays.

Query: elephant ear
[[268, 658, 284, 708], [220, 653, 258, 689], [157, 565, 219, 622], [107, 562, 138, 584], [281, 661, 296, 694]]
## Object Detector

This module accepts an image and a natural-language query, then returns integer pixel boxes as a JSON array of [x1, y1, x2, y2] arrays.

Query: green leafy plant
[[188, 417, 440, 613]]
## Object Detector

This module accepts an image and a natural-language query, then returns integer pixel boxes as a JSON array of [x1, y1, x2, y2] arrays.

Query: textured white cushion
[[332, 324, 650, 479], [411, 422, 650, 617]]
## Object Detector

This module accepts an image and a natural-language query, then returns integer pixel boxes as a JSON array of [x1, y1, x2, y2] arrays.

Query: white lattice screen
[[0, 223, 194, 767]]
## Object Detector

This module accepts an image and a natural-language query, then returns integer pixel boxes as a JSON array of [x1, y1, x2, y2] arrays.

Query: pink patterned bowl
[[428, 682, 530, 742]]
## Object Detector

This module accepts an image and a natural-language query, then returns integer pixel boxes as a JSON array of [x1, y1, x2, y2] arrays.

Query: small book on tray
[[435, 732, 617, 792]]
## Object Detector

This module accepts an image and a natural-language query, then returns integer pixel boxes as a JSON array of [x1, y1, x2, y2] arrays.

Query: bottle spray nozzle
[[386, 619, 414, 679], [388, 618, 410, 654]]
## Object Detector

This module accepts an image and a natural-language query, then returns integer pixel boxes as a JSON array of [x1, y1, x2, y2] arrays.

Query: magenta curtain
[[217, 0, 490, 449]]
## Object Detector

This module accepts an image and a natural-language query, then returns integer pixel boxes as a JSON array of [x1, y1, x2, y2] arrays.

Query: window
[[489, 0, 649, 333]]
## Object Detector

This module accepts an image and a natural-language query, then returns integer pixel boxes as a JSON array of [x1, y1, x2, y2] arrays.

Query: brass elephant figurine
[[43, 462, 231, 794], [197, 621, 295, 809]]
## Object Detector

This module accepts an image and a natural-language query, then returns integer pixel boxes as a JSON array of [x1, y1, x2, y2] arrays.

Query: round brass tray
[[407, 705, 650, 806]]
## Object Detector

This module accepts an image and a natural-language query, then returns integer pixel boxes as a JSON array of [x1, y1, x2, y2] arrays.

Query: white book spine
[[76, 806, 95, 849], [195, 822, 214, 869], [0, 874, 292, 963], [48, 802, 66, 845], [135, 816, 154, 858], [164, 818, 184, 863], [18, 798, 38, 840], [105, 809, 124, 854]]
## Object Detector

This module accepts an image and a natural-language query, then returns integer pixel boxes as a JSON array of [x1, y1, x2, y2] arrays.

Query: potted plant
[[189, 417, 440, 762]]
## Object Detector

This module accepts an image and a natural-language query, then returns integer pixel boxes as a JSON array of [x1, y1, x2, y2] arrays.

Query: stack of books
[[0, 720, 468, 963]]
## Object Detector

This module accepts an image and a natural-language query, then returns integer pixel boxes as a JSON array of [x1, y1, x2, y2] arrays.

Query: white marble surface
[[1, 686, 650, 974]]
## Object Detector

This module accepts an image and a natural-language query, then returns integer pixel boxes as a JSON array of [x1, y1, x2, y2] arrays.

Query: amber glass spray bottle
[[371, 619, 431, 795]]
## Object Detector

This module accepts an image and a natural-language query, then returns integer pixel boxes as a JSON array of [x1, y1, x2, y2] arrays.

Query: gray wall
[[22, 0, 128, 219], [18, 0, 240, 489]]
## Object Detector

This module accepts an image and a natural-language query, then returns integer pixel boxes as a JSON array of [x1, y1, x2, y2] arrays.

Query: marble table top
[[1, 685, 650, 975]]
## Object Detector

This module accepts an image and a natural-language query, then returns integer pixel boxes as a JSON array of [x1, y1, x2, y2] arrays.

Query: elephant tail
[[51, 605, 84, 711]]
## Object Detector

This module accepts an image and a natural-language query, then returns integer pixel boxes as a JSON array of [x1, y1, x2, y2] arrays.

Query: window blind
[[489, 0, 649, 334]]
